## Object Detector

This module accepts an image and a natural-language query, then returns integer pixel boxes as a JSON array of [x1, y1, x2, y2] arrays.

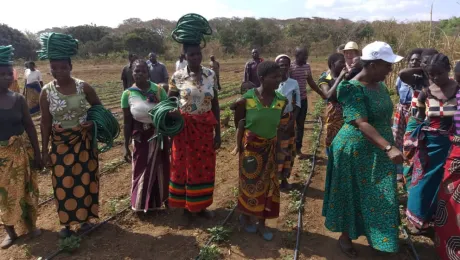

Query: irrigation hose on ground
[[293, 117, 323, 260]]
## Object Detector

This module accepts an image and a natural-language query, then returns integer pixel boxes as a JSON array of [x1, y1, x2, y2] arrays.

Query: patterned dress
[[323, 80, 399, 253], [434, 89, 460, 259], [43, 78, 99, 225], [168, 66, 218, 212], [238, 89, 286, 219]]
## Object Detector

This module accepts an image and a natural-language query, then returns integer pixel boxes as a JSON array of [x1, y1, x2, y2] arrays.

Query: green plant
[[108, 197, 130, 215], [284, 219, 296, 229], [207, 225, 232, 243], [58, 236, 82, 253], [230, 187, 239, 198], [222, 108, 233, 119], [225, 200, 236, 209], [198, 244, 220, 260], [289, 199, 303, 213], [289, 190, 301, 201]]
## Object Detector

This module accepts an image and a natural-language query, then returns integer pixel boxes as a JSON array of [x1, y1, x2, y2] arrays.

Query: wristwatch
[[384, 145, 393, 152]]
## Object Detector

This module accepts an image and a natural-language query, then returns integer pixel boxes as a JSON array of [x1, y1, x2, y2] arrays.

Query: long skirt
[[238, 130, 280, 219], [131, 122, 170, 211], [169, 111, 217, 212], [434, 135, 460, 260], [392, 103, 411, 174], [402, 117, 422, 186], [405, 122, 451, 229], [50, 123, 99, 225], [25, 82, 41, 115], [277, 113, 296, 180], [0, 134, 38, 231]]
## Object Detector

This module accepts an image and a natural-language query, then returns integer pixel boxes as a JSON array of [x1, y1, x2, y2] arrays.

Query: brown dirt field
[[1, 59, 436, 260]]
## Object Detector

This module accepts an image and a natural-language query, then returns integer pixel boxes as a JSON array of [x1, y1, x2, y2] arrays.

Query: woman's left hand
[[33, 153, 43, 170], [214, 135, 221, 150]]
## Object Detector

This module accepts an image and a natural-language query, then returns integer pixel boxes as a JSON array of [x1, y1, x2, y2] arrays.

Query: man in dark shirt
[[243, 49, 263, 87], [210, 55, 221, 90], [121, 53, 137, 90], [147, 52, 169, 84]]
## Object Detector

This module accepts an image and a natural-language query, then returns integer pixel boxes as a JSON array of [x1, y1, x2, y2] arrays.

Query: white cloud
[[304, 0, 450, 21], [1, 0, 254, 32]]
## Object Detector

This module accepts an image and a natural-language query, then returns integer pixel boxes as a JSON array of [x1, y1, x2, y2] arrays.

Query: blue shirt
[[396, 77, 412, 104]]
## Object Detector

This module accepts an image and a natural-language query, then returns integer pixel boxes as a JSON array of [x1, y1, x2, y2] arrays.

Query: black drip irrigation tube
[[41, 206, 131, 260], [293, 117, 323, 260], [194, 205, 237, 260], [400, 226, 420, 260], [38, 161, 127, 206]]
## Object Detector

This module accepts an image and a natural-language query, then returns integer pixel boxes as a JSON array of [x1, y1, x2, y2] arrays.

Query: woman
[[405, 54, 458, 235], [24, 61, 43, 115], [0, 45, 41, 249], [392, 48, 423, 178], [275, 54, 300, 190], [234, 61, 286, 241], [435, 71, 460, 260], [122, 59, 170, 212], [343, 41, 360, 71], [323, 41, 404, 257], [39, 33, 102, 238], [168, 14, 221, 218], [317, 53, 346, 156]]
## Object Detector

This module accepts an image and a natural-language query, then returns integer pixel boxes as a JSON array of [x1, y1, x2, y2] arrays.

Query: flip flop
[[338, 238, 358, 258], [239, 215, 257, 233], [257, 226, 274, 241]]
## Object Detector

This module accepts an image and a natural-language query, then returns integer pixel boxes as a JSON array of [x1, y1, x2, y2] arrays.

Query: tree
[[123, 28, 164, 56], [65, 25, 111, 44], [0, 24, 39, 59]]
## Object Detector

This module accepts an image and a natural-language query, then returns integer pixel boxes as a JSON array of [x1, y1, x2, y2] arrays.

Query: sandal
[[338, 237, 357, 258], [256, 225, 274, 241], [239, 215, 257, 233]]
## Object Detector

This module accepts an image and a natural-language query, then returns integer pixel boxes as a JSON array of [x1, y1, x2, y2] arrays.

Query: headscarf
[[0, 45, 14, 65], [275, 54, 291, 63], [37, 32, 79, 60], [171, 13, 212, 48]]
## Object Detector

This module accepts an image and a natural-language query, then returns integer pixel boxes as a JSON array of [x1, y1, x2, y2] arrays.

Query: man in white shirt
[[175, 54, 187, 71], [24, 62, 43, 88]]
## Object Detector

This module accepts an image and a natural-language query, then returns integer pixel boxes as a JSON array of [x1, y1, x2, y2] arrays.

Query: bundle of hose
[[87, 105, 120, 153], [0, 45, 14, 65], [37, 32, 78, 60], [148, 97, 184, 149], [171, 13, 212, 47]]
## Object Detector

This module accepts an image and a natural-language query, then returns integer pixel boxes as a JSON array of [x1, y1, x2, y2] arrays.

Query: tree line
[[1, 16, 460, 61]]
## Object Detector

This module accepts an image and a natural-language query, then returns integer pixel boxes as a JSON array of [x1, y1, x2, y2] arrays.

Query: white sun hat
[[361, 41, 404, 63]]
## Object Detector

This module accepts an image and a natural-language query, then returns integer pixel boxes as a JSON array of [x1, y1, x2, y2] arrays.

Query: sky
[[1, 0, 459, 33]]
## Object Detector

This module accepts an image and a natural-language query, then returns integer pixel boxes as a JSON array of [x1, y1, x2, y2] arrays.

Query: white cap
[[361, 41, 403, 63], [275, 54, 290, 62], [344, 41, 359, 51]]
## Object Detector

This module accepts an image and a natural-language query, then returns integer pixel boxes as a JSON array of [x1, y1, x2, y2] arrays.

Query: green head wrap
[[171, 13, 212, 48], [0, 45, 14, 65], [37, 32, 79, 60]]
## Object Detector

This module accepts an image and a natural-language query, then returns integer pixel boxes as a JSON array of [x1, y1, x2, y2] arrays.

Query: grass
[[198, 244, 221, 260], [58, 236, 82, 253], [207, 226, 232, 243]]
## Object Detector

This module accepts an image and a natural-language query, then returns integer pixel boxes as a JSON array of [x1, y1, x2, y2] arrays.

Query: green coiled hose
[[171, 13, 212, 47], [0, 45, 14, 65], [148, 97, 184, 149], [37, 32, 79, 60], [87, 105, 120, 153]]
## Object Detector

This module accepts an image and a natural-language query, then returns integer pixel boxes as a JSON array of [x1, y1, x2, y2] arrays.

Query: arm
[[82, 83, 102, 106], [39, 89, 52, 166], [415, 89, 427, 120], [320, 69, 346, 99], [307, 74, 326, 99], [212, 88, 221, 149], [163, 65, 169, 84], [21, 96, 41, 169], [122, 108, 133, 162], [243, 63, 249, 82], [352, 119, 392, 150], [38, 71, 44, 87], [399, 68, 424, 85], [121, 69, 128, 90]]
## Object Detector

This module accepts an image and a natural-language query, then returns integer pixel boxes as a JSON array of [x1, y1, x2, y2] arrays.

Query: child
[[345, 56, 362, 80]]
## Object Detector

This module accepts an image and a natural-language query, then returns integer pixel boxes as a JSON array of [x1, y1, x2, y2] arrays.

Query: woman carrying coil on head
[[167, 14, 221, 219], [38, 33, 104, 238], [0, 45, 42, 249]]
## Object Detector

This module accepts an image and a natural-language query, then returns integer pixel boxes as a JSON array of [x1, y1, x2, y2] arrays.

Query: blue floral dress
[[322, 80, 399, 253]]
